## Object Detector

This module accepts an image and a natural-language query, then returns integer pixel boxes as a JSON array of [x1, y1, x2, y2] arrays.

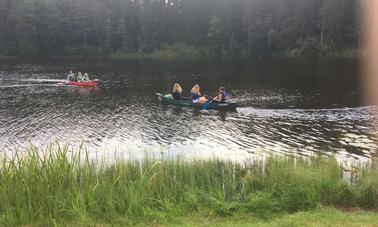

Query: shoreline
[[0, 49, 366, 62]]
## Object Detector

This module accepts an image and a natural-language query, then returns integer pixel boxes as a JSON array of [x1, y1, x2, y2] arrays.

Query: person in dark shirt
[[172, 83, 183, 100]]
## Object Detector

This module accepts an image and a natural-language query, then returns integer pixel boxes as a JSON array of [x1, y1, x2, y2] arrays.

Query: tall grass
[[0, 145, 377, 225]]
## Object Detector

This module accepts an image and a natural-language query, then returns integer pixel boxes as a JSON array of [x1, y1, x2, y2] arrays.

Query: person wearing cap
[[212, 87, 226, 103]]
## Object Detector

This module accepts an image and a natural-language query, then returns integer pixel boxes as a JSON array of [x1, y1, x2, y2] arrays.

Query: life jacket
[[220, 91, 226, 102]]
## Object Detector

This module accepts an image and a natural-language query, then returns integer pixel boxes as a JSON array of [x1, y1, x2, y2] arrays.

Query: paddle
[[202, 99, 214, 110]]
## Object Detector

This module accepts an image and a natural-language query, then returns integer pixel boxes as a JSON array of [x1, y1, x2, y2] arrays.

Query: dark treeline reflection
[[0, 0, 361, 58]]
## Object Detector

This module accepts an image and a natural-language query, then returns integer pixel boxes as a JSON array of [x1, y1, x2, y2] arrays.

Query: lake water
[[0, 58, 376, 163]]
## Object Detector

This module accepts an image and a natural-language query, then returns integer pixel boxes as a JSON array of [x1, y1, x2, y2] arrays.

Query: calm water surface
[[0, 58, 376, 162]]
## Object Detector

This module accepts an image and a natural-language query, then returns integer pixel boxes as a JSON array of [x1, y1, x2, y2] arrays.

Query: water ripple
[[0, 61, 375, 164]]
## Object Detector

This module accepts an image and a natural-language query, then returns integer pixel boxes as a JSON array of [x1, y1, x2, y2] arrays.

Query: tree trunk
[[94, 23, 102, 47], [320, 26, 324, 47], [247, 12, 252, 56], [320, 15, 325, 47], [83, 29, 87, 45]]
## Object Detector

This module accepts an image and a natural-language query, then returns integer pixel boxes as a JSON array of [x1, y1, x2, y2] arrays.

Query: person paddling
[[212, 86, 226, 103], [67, 71, 75, 81], [83, 73, 90, 81], [77, 72, 83, 82], [172, 83, 182, 100], [191, 84, 206, 104]]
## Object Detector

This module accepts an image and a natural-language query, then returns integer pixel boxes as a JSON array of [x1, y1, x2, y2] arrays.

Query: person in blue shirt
[[172, 83, 182, 100], [191, 84, 206, 104]]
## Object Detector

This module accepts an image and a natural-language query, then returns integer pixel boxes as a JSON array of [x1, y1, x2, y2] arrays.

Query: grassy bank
[[180, 207, 378, 226], [1, 46, 365, 61], [0, 54, 17, 60], [0, 146, 377, 226], [273, 48, 366, 58], [111, 48, 365, 60]]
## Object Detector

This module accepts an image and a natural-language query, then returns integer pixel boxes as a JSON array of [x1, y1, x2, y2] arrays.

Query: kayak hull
[[156, 93, 237, 110], [65, 81, 97, 87]]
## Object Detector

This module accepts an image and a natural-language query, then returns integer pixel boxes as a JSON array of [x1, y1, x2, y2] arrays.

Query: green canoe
[[156, 93, 238, 110]]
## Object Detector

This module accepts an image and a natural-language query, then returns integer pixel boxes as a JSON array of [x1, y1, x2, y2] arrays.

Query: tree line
[[0, 0, 362, 58]]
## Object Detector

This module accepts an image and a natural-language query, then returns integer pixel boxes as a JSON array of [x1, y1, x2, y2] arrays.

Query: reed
[[0, 145, 377, 225]]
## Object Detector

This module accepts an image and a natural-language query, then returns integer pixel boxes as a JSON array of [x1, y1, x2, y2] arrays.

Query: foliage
[[61, 45, 109, 57], [0, 144, 377, 225], [0, 0, 362, 58], [110, 43, 210, 60]]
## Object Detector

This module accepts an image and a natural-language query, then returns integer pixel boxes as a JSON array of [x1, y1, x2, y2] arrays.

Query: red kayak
[[65, 80, 97, 87]]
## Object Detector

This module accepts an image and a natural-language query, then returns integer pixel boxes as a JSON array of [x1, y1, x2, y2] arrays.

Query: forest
[[0, 0, 362, 58]]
